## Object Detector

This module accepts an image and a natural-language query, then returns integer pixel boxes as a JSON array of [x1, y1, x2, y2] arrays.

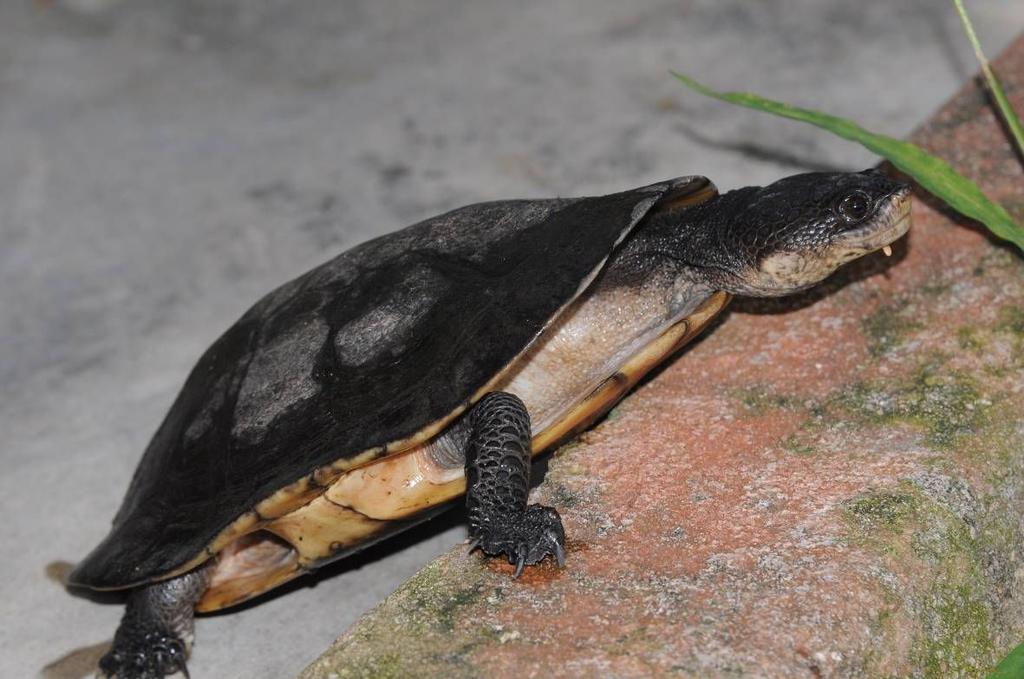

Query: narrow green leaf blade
[[952, 0, 1024, 157], [671, 72, 1024, 253], [988, 642, 1024, 679]]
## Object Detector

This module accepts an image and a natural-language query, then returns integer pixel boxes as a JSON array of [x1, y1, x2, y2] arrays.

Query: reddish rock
[[302, 39, 1024, 679]]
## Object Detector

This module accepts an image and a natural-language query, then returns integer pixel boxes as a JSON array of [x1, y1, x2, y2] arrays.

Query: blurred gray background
[[2, 1, 1021, 677]]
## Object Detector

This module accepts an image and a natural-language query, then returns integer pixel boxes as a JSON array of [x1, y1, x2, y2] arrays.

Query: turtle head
[[692, 169, 911, 297]]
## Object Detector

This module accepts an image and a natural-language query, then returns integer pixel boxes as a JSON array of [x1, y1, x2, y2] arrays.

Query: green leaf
[[988, 642, 1024, 679], [671, 71, 1024, 254]]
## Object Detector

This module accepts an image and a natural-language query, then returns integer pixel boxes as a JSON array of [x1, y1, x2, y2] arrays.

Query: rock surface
[[301, 38, 1024, 679]]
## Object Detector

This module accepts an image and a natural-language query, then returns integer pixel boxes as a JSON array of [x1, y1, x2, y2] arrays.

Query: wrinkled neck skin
[[602, 188, 757, 297]]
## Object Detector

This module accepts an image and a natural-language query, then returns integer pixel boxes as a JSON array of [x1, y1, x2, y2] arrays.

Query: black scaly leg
[[98, 564, 212, 679], [465, 392, 566, 577]]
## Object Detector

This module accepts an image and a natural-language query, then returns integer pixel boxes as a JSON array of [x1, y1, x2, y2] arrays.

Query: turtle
[[70, 169, 911, 678]]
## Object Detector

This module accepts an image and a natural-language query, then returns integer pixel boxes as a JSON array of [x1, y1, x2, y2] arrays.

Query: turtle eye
[[836, 190, 872, 225]]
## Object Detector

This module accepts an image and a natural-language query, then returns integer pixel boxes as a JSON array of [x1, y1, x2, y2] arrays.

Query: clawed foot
[[97, 629, 189, 679], [468, 504, 566, 577]]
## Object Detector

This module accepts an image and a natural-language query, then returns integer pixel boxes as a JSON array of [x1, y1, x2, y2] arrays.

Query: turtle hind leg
[[98, 564, 212, 679], [465, 392, 566, 577]]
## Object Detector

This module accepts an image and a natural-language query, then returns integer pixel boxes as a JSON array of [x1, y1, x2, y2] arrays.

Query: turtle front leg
[[465, 392, 566, 577], [98, 564, 212, 679]]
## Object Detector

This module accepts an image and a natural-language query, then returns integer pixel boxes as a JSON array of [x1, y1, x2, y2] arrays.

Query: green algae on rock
[[844, 482, 1005, 679], [862, 301, 924, 357], [837, 362, 991, 449], [844, 490, 919, 531]]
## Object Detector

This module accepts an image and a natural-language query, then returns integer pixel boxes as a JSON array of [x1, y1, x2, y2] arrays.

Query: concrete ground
[[1, 2, 1020, 678]]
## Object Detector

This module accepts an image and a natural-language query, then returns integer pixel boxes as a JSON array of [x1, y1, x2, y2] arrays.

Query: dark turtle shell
[[70, 176, 711, 590]]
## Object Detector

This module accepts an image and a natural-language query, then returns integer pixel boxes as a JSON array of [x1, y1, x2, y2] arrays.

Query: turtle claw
[[98, 629, 189, 679], [513, 551, 527, 579], [552, 533, 566, 568], [470, 503, 566, 577]]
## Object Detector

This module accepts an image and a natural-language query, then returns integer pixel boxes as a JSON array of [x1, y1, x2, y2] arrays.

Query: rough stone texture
[[301, 39, 1024, 679]]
